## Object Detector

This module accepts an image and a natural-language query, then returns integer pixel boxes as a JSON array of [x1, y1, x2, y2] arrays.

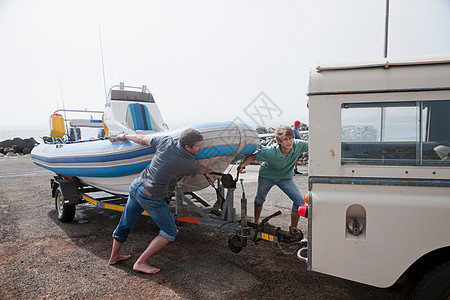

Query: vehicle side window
[[341, 100, 450, 166], [422, 101, 450, 165]]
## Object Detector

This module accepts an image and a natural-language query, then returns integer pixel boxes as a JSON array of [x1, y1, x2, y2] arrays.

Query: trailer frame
[[50, 172, 303, 253]]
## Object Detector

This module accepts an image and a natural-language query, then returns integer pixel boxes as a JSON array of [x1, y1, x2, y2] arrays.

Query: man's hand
[[238, 164, 247, 174], [117, 133, 128, 141], [238, 154, 256, 174], [199, 166, 213, 175]]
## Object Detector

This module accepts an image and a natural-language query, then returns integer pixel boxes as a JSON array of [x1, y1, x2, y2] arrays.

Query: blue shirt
[[255, 139, 308, 180], [138, 136, 201, 197], [293, 127, 301, 139]]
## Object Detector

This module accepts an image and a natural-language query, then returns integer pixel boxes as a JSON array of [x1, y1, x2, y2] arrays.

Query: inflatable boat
[[31, 83, 259, 195]]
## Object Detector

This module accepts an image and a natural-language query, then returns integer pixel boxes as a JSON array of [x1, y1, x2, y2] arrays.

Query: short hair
[[275, 126, 294, 143], [179, 128, 203, 148]]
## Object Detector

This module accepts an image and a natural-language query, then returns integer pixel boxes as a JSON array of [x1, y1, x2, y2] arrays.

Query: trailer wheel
[[55, 187, 76, 222], [412, 260, 450, 300], [228, 234, 243, 253]]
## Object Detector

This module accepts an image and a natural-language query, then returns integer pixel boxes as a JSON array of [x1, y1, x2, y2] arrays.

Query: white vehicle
[[298, 54, 450, 299]]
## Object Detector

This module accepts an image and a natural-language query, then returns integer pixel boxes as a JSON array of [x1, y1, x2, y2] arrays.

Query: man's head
[[179, 128, 203, 155], [294, 120, 301, 129], [275, 126, 295, 152]]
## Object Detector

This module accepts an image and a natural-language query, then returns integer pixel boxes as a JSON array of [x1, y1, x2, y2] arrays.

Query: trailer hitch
[[252, 210, 282, 244], [252, 211, 305, 245], [204, 170, 304, 254]]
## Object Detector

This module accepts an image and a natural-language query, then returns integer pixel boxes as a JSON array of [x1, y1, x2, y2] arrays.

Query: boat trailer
[[51, 171, 304, 254]]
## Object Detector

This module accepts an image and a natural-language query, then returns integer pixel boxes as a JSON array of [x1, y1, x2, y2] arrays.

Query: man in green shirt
[[238, 126, 308, 238]]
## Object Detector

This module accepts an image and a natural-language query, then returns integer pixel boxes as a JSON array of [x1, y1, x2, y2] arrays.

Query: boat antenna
[[383, 0, 390, 58], [59, 82, 69, 139], [98, 23, 108, 102]]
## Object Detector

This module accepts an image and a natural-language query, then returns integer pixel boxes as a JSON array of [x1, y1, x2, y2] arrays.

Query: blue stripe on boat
[[32, 161, 150, 177], [195, 145, 238, 159], [143, 105, 151, 130], [129, 104, 139, 130], [242, 144, 258, 154], [195, 144, 257, 159], [136, 104, 146, 129], [31, 147, 156, 164]]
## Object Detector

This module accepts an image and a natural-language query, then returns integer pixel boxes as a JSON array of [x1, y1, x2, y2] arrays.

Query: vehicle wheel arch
[[399, 246, 450, 295]]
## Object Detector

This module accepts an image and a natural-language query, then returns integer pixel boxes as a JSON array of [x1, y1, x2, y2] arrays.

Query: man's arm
[[199, 165, 213, 175], [238, 154, 256, 173], [117, 133, 152, 146]]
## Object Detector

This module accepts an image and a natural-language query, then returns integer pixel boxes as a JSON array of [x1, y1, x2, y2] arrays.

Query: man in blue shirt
[[108, 128, 211, 274], [293, 120, 301, 140], [238, 126, 308, 239], [293, 120, 303, 175]]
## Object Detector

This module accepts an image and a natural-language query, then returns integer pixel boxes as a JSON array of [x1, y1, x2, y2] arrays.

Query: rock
[[5, 151, 17, 157], [22, 148, 31, 155], [12, 145, 20, 153], [3, 147, 12, 154], [0, 137, 38, 154], [300, 123, 309, 131], [256, 126, 267, 134]]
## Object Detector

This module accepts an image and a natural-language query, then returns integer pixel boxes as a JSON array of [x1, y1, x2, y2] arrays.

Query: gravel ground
[[0, 156, 403, 299]]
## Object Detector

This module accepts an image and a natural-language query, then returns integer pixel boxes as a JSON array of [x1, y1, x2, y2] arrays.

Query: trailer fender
[[51, 178, 80, 205]]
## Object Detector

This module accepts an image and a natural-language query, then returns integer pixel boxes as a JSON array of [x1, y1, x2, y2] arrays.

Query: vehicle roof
[[308, 53, 450, 95]]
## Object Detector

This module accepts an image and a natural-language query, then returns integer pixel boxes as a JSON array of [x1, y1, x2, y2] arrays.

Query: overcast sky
[[1, 0, 449, 131]]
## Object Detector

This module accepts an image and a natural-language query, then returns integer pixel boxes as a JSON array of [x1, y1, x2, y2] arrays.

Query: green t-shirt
[[255, 139, 308, 180]]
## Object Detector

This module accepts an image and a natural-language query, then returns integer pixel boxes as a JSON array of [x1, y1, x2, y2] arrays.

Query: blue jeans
[[113, 178, 177, 243], [255, 177, 304, 212]]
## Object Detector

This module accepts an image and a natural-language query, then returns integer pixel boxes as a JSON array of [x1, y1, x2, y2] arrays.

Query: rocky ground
[[0, 156, 403, 299]]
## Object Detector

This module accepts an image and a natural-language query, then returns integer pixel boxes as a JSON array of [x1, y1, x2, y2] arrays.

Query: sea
[[0, 128, 49, 144], [0, 127, 110, 144]]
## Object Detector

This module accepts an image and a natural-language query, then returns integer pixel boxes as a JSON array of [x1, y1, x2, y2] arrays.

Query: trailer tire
[[55, 187, 76, 222], [412, 260, 450, 300]]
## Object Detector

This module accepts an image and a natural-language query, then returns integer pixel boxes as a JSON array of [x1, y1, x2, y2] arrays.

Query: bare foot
[[133, 262, 160, 274], [108, 254, 131, 265]]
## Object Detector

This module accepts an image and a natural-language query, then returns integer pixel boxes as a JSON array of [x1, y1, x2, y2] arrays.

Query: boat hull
[[31, 122, 259, 195]]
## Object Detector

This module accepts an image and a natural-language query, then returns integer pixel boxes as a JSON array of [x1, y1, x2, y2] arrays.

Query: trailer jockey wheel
[[55, 187, 76, 222], [228, 234, 243, 253]]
